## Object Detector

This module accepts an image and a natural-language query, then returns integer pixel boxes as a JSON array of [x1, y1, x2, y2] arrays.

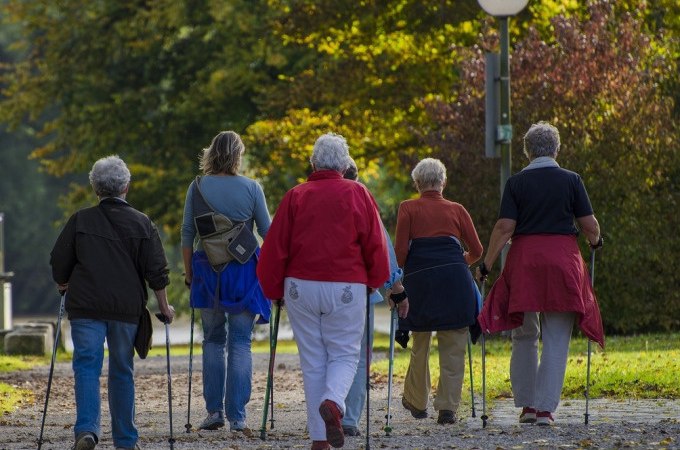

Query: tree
[[423, 1, 680, 332]]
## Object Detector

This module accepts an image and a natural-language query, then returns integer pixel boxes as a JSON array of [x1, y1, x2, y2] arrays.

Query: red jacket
[[478, 234, 605, 348], [257, 170, 390, 300]]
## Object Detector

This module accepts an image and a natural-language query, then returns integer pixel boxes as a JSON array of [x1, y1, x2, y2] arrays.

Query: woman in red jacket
[[477, 122, 604, 426], [257, 133, 389, 450]]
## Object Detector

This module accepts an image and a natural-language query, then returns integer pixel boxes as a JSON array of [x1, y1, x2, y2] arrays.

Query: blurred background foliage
[[0, 0, 678, 333]]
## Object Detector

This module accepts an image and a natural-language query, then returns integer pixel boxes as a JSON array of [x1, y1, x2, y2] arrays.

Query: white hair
[[89, 155, 131, 197], [523, 122, 561, 159], [310, 133, 351, 173], [411, 158, 447, 192]]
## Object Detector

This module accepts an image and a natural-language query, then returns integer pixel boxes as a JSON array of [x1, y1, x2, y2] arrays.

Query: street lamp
[[479, 0, 528, 267]]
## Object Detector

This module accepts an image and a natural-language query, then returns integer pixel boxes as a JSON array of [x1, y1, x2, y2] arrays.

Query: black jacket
[[50, 198, 169, 323]]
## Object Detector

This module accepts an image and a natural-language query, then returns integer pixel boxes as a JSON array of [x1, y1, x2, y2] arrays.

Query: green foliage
[[1, 0, 678, 331]]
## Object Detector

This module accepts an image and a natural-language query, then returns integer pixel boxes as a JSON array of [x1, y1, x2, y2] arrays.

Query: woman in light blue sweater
[[181, 130, 271, 432]]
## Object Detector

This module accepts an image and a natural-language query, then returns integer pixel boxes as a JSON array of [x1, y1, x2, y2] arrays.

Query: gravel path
[[1, 352, 679, 449]]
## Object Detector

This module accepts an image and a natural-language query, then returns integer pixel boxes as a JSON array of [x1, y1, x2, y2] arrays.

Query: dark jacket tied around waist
[[400, 236, 477, 332]]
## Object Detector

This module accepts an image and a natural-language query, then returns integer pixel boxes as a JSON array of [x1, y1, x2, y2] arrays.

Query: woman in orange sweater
[[394, 157, 483, 425]]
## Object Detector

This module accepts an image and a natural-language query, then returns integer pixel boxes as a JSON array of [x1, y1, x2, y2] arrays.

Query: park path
[[1, 350, 679, 450]]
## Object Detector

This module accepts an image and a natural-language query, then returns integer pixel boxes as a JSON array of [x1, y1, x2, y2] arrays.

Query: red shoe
[[312, 441, 331, 450], [319, 399, 344, 448], [519, 407, 537, 423], [536, 410, 555, 426]]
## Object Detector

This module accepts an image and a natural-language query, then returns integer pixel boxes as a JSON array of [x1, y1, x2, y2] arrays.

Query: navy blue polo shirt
[[499, 167, 594, 236]]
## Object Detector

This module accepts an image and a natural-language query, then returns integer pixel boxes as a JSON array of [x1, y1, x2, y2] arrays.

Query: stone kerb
[[3, 321, 56, 356]]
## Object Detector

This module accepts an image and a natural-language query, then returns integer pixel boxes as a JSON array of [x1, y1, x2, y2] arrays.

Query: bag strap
[[192, 176, 216, 216], [192, 175, 254, 230]]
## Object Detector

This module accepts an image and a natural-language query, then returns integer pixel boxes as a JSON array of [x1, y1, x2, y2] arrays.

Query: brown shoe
[[311, 441, 331, 450], [402, 397, 428, 419], [319, 399, 344, 448]]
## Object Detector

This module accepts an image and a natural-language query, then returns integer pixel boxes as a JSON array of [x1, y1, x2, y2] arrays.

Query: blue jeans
[[70, 319, 138, 448], [342, 303, 375, 429], [201, 308, 256, 430]]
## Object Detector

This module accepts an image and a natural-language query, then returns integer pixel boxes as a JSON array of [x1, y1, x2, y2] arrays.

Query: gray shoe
[[72, 432, 96, 450], [199, 411, 225, 430]]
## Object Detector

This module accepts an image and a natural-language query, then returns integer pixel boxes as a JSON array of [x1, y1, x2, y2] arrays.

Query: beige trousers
[[403, 327, 468, 412]]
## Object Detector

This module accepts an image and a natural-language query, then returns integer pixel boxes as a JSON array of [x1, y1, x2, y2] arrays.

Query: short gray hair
[[89, 155, 131, 197], [310, 133, 351, 173], [523, 122, 561, 159], [411, 158, 447, 192]]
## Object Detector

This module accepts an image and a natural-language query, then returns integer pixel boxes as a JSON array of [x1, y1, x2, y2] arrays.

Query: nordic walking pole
[[584, 248, 596, 425], [383, 306, 398, 435], [260, 301, 281, 440], [480, 281, 488, 429], [365, 287, 371, 450], [37, 290, 66, 450], [156, 313, 175, 450], [269, 303, 281, 429], [467, 333, 476, 418], [185, 307, 195, 433]]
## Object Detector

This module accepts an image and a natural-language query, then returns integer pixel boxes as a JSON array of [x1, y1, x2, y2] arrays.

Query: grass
[[371, 332, 680, 402], [1, 332, 678, 416]]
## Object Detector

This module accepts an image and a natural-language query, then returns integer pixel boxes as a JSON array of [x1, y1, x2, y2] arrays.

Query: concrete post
[[0, 213, 14, 330]]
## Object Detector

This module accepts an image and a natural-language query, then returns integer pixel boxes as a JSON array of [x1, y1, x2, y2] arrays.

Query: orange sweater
[[395, 190, 483, 267]]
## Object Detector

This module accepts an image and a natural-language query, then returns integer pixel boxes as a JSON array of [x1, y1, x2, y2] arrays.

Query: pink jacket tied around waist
[[478, 234, 605, 348]]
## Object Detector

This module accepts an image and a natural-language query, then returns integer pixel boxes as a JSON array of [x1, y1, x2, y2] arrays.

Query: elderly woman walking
[[51, 156, 175, 450], [257, 133, 389, 450], [476, 122, 604, 426], [395, 157, 483, 425], [181, 130, 272, 432]]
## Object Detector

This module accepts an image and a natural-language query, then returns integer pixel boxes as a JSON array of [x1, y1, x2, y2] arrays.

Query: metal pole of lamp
[[498, 16, 512, 267], [479, 0, 527, 268]]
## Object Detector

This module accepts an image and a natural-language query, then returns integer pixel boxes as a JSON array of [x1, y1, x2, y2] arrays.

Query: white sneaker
[[199, 411, 225, 430]]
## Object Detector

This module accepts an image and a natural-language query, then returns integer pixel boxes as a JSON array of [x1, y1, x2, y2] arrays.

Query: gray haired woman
[[477, 121, 604, 426], [51, 155, 175, 450], [258, 133, 390, 450], [394, 157, 483, 425]]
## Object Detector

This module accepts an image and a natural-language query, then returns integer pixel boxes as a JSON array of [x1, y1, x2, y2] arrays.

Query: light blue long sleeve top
[[371, 225, 403, 304], [181, 175, 271, 250]]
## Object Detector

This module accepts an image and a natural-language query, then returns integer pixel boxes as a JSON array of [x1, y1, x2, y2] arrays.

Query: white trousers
[[284, 277, 367, 441], [510, 311, 576, 413]]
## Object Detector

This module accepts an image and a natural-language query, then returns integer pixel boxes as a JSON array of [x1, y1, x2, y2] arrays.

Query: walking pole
[[365, 287, 371, 450], [259, 302, 281, 440], [185, 307, 195, 433], [37, 290, 66, 450], [156, 313, 176, 450], [269, 303, 281, 429], [383, 306, 398, 435], [467, 333, 476, 418], [584, 249, 596, 425], [480, 281, 488, 429]]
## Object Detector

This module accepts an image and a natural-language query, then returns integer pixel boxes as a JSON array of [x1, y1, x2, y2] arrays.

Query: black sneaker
[[342, 425, 361, 436], [401, 397, 428, 419], [72, 432, 96, 450], [437, 410, 456, 424]]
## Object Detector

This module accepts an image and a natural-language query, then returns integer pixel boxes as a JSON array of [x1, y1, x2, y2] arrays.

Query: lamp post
[[479, 0, 527, 267]]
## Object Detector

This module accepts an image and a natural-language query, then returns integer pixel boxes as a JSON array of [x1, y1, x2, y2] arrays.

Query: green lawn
[[1, 332, 678, 416]]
